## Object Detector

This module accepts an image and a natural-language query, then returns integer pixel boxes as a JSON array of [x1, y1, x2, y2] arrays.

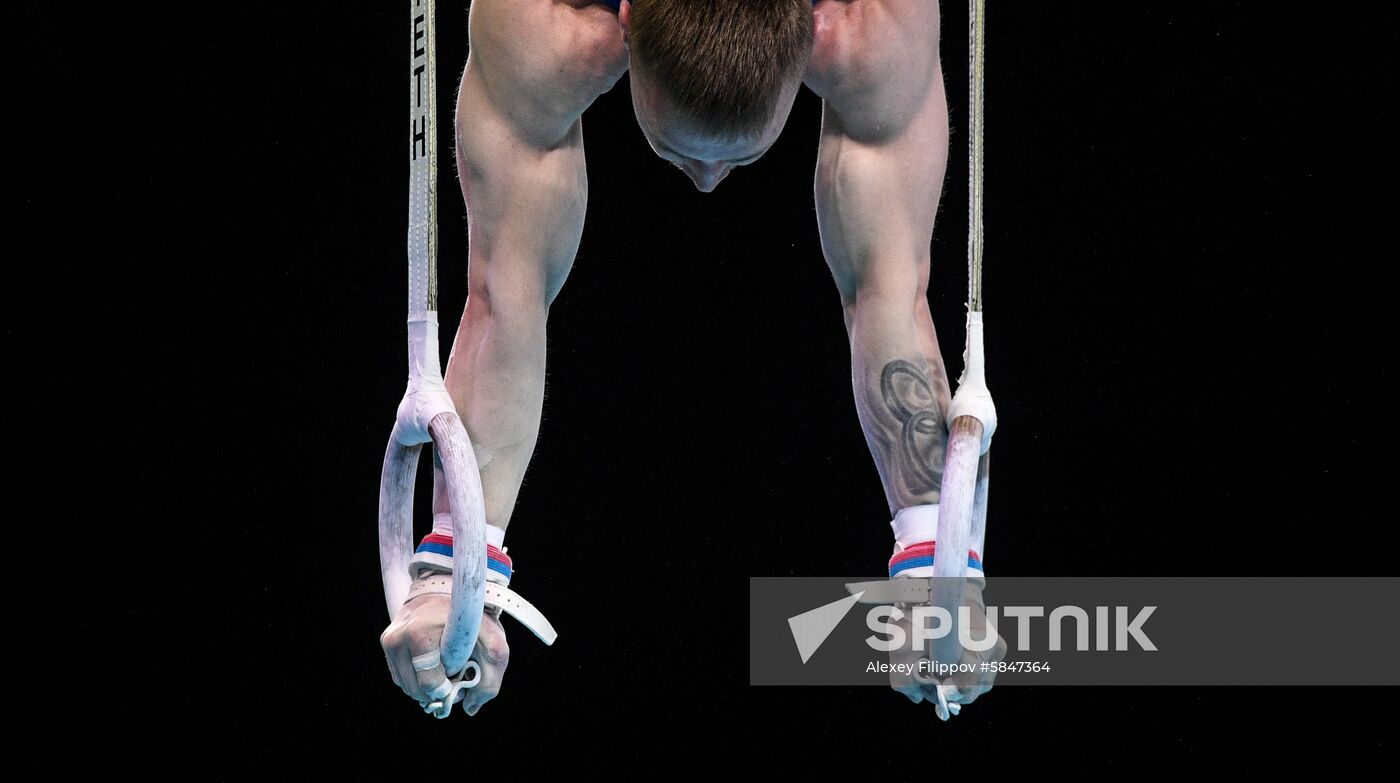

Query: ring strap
[[407, 575, 558, 645]]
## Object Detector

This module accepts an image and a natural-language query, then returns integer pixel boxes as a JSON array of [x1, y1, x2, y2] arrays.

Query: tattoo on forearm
[[873, 359, 946, 501]]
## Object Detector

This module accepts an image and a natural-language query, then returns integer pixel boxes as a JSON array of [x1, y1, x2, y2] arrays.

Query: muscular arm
[[432, 0, 626, 529], [810, 2, 1005, 712], [386, 0, 626, 716], [809, 0, 952, 513]]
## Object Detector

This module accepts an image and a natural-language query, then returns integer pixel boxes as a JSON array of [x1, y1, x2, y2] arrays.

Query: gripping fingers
[[919, 682, 964, 720], [381, 617, 450, 704], [890, 667, 925, 704], [457, 654, 504, 717], [946, 634, 1007, 705], [385, 639, 428, 702], [382, 620, 426, 701], [456, 617, 509, 716], [918, 680, 954, 721], [457, 663, 500, 716], [407, 629, 451, 706], [912, 665, 963, 719], [412, 649, 452, 704], [421, 662, 482, 718]]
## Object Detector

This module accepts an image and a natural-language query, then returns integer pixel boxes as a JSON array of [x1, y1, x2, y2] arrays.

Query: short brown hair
[[630, 0, 814, 141]]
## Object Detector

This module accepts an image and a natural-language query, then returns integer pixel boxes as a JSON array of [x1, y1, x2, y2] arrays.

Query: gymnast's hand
[[380, 592, 509, 716], [888, 577, 1007, 720]]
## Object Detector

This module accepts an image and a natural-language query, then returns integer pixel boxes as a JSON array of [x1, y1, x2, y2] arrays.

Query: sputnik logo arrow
[[787, 590, 865, 664]]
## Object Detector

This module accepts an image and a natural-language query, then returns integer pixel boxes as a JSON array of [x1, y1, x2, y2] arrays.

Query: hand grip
[[378, 410, 489, 687]]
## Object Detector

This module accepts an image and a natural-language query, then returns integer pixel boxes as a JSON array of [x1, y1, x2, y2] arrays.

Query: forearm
[[846, 288, 952, 515], [817, 73, 952, 516], [431, 58, 588, 532], [433, 279, 550, 532]]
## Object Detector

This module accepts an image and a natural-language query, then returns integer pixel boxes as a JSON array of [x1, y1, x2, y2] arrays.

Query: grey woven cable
[[408, 0, 438, 314], [968, 0, 985, 313]]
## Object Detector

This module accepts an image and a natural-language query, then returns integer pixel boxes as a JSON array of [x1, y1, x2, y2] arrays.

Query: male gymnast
[[381, 0, 1006, 719]]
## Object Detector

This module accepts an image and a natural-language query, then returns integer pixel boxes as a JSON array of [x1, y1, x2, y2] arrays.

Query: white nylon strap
[[393, 312, 457, 447], [946, 311, 997, 454], [407, 575, 558, 646]]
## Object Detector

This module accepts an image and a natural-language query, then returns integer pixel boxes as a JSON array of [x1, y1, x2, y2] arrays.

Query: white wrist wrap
[[429, 512, 506, 548], [411, 518, 510, 582], [891, 504, 940, 548], [888, 504, 982, 579]]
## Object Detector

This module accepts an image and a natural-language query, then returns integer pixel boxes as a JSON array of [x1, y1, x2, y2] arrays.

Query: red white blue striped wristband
[[409, 533, 514, 586], [889, 541, 983, 578]]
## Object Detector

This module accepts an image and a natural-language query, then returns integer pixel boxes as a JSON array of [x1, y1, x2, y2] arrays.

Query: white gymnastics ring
[[931, 0, 995, 675], [378, 0, 488, 706]]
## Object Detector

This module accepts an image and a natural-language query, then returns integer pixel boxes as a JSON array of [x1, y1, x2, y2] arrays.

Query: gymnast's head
[[620, 0, 814, 192]]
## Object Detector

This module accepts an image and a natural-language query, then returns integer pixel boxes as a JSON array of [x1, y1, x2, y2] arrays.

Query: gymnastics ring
[[380, 410, 489, 679], [931, 0, 996, 673], [378, 0, 488, 716]]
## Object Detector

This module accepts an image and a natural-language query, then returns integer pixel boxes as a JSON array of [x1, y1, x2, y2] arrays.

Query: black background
[[37, 0, 1395, 775]]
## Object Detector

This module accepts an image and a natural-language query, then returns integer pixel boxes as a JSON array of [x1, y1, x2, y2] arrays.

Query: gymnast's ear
[[619, 1, 632, 37]]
